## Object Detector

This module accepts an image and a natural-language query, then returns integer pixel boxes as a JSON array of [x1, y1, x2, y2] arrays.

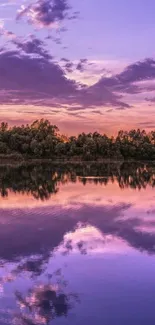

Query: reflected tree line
[[0, 162, 155, 199]]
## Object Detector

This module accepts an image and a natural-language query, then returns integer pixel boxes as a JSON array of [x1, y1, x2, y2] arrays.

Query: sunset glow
[[0, 1, 155, 133]]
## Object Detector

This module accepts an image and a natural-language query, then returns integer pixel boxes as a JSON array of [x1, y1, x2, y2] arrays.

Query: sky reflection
[[0, 164, 155, 324]]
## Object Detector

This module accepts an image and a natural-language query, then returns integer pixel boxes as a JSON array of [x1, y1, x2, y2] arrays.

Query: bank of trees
[[0, 119, 155, 160]]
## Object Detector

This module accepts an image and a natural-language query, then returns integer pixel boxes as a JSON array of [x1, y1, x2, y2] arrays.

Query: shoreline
[[0, 157, 155, 167]]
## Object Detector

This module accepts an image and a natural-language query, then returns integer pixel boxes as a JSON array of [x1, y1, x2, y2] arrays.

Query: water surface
[[0, 162, 155, 324]]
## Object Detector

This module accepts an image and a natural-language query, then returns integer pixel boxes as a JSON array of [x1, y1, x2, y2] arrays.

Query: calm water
[[1, 162, 155, 324]]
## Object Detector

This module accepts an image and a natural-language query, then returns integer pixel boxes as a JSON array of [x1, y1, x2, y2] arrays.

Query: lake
[[0, 162, 155, 324]]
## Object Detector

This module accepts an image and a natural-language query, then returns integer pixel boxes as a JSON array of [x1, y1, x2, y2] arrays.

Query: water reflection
[[0, 161, 155, 200], [0, 162, 155, 324], [1, 199, 155, 260], [14, 273, 78, 325], [0, 259, 79, 325]]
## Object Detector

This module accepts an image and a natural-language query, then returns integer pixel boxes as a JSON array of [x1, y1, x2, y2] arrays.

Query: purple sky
[[0, 0, 155, 135]]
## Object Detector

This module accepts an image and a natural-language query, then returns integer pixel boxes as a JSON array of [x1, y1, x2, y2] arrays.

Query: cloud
[[145, 96, 155, 103], [91, 110, 103, 115], [16, 0, 78, 28], [60, 58, 88, 74], [93, 58, 155, 95], [76, 59, 88, 72], [0, 49, 77, 106], [64, 61, 74, 73], [138, 121, 155, 129], [0, 44, 130, 109], [117, 58, 155, 84], [60, 58, 74, 73], [0, 23, 16, 39], [13, 35, 52, 60], [60, 57, 69, 62], [81, 91, 130, 109]]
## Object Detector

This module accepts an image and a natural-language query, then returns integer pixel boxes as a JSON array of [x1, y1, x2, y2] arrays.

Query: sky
[[1, 0, 155, 135]]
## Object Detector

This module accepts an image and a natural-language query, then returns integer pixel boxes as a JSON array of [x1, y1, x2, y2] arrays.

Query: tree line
[[0, 119, 155, 160]]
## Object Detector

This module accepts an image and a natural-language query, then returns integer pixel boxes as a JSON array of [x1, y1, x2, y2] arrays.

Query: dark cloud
[[60, 57, 69, 62], [84, 82, 131, 109], [13, 36, 52, 60], [94, 58, 155, 95], [68, 112, 86, 119], [91, 110, 103, 115], [64, 61, 74, 73], [76, 59, 88, 72], [16, 0, 78, 28], [145, 97, 155, 103], [0, 49, 77, 106], [45, 34, 62, 44], [67, 106, 86, 111], [0, 47, 130, 109], [116, 107, 126, 110], [60, 58, 74, 73], [61, 58, 88, 74], [118, 58, 155, 83], [53, 36, 62, 44]]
